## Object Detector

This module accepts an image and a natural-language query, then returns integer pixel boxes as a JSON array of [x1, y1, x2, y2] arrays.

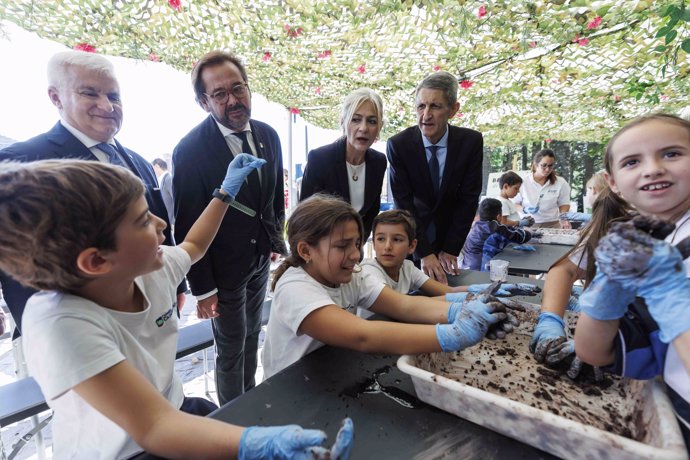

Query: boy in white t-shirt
[[0, 158, 352, 460], [361, 210, 470, 297], [496, 171, 534, 228]]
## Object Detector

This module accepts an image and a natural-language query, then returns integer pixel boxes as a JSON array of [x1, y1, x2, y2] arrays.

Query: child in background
[[262, 194, 511, 378], [461, 198, 535, 271], [361, 209, 538, 299], [574, 114, 690, 446], [497, 171, 534, 227], [0, 158, 352, 460], [559, 171, 608, 224]]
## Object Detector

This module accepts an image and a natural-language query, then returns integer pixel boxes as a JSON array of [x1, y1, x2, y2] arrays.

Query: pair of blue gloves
[[529, 286, 583, 364], [239, 418, 353, 460], [584, 225, 690, 344], [518, 216, 535, 227]]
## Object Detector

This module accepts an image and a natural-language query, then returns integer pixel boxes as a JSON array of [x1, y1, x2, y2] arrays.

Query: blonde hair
[[586, 171, 607, 194], [339, 88, 384, 138]]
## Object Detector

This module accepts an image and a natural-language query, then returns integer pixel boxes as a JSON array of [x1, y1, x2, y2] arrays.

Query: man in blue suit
[[387, 71, 483, 285], [0, 50, 181, 342], [173, 51, 287, 405]]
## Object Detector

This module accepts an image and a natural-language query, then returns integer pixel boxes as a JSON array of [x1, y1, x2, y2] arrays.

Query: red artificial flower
[[168, 0, 181, 11], [433, 65, 441, 71], [613, 95, 621, 102], [529, 41, 537, 48], [74, 43, 96, 53], [284, 24, 302, 38], [455, 112, 464, 118], [477, 5, 487, 18], [148, 53, 160, 62], [262, 52, 272, 62], [314, 86, 321, 95], [571, 34, 579, 43], [460, 79, 474, 89], [317, 50, 332, 59], [289, 107, 300, 115], [587, 16, 602, 30], [661, 94, 669, 102], [545, 138, 553, 143], [357, 64, 366, 74], [578, 37, 589, 46]]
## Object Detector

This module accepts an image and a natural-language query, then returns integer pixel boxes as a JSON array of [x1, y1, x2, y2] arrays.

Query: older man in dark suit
[[0, 50, 179, 342], [387, 71, 483, 285], [173, 51, 286, 405]]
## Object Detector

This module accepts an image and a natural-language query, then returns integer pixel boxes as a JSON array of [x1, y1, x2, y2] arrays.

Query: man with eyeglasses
[[0, 50, 180, 349], [173, 50, 287, 405], [387, 71, 483, 285]]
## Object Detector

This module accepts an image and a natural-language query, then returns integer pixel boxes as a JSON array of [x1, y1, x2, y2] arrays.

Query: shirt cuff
[[195, 289, 218, 301]]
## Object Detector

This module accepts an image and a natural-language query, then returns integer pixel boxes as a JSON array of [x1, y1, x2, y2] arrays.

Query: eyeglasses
[[538, 163, 555, 170], [204, 83, 249, 104]]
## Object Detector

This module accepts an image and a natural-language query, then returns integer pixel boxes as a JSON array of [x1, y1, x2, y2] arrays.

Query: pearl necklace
[[347, 161, 365, 182]]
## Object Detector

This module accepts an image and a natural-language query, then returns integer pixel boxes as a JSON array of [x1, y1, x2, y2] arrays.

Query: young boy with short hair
[[461, 198, 534, 271], [497, 171, 534, 227], [0, 158, 352, 460]]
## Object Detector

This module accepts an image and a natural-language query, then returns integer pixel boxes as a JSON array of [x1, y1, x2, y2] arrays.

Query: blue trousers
[[213, 255, 270, 405]]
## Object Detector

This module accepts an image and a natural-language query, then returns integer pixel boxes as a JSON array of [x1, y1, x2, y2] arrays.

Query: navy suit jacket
[[172, 116, 286, 295], [387, 125, 483, 260], [0, 122, 177, 337], [300, 137, 387, 241]]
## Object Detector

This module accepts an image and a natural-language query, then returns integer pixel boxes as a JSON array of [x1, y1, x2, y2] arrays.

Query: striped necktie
[[97, 142, 127, 168]]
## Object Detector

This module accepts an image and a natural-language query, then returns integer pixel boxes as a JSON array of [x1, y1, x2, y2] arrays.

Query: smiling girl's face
[[606, 119, 690, 221]]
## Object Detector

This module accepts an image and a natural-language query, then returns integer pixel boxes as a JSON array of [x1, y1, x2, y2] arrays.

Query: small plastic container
[[489, 259, 509, 281]]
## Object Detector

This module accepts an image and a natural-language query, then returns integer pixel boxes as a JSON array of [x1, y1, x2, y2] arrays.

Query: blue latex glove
[[467, 283, 541, 297], [529, 312, 567, 362], [523, 205, 539, 214], [220, 153, 267, 200], [560, 211, 592, 223], [239, 417, 354, 460], [445, 292, 469, 304], [578, 271, 634, 321], [436, 296, 506, 352], [597, 233, 690, 343], [518, 216, 535, 227], [446, 301, 465, 322], [512, 244, 536, 252]]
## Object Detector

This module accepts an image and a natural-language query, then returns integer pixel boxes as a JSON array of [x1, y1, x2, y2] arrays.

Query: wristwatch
[[212, 188, 233, 203]]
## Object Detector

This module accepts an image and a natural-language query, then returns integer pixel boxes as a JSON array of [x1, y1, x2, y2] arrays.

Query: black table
[[491, 243, 573, 276], [135, 346, 554, 459]]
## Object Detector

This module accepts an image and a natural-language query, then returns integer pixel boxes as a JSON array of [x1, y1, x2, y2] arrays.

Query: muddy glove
[[220, 153, 266, 200], [486, 312, 520, 339], [578, 271, 633, 321], [446, 301, 464, 322], [530, 312, 567, 362], [512, 244, 536, 252], [560, 211, 591, 223], [518, 216, 535, 227], [565, 285, 584, 313], [239, 418, 354, 460], [436, 296, 506, 351], [467, 283, 541, 297]]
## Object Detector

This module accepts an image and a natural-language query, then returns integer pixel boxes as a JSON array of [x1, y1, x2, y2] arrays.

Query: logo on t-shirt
[[155, 307, 174, 327]]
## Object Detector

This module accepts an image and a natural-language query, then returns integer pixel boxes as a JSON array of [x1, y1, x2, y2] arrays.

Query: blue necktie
[[97, 142, 127, 168], [428, 145, 440, 196]]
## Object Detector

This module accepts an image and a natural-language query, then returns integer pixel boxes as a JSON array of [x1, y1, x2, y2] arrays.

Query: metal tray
[[398, 353, 687, 459]]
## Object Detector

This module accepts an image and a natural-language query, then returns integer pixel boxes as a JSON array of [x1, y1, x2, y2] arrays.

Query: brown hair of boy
[[271, 194, 363, 291], [498, 171, 523, 188], [372, 209, 416, 243], [0, 159, 144, 292]]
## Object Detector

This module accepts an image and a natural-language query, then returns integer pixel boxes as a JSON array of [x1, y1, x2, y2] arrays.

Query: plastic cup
[[489, 259, 509, 282]]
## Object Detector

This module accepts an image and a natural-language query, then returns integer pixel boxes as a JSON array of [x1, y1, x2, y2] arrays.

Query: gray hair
[[339, 88, 384, 136], [415, 71, 458, 107], [47, 51, 116, 90]]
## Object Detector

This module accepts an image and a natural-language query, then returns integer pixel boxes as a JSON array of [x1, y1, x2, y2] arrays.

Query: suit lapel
[[439, 126, 460, 199], [336, 138, 351, 201], [362, 148, 377, 209], [411, 129, 436, 204], [46, 123, 98, 160]]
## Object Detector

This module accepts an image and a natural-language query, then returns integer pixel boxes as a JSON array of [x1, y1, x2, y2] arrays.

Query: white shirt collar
[[60, 119, 114, 148], [421, 125, 449, 148], [214, 119, 251, 138]]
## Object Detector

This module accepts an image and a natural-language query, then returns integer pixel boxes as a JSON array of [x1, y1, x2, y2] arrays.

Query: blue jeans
[[212, 255, 270, 405]]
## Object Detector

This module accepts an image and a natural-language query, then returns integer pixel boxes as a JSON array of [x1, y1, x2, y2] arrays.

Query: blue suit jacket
[[172, 116, 286, 295], [300, 137, 387, 241], [387, 125, 483, 260], [0, 122, 177, 338]]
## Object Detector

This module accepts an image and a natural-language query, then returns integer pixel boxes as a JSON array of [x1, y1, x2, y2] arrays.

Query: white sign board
[[485, 170, 531, 198]]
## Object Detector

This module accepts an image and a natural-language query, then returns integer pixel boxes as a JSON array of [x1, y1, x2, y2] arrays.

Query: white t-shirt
[[497, 196, 520, 222], [663, 209, 690, 403], [22, 246, 190, 460], [514, 174, 571, 223], [262, 266, 385, 378], [360, 258, 429, 294]]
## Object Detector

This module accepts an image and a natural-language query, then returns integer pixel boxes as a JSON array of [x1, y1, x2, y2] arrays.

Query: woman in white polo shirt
[[514, 149, 572, 229]]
